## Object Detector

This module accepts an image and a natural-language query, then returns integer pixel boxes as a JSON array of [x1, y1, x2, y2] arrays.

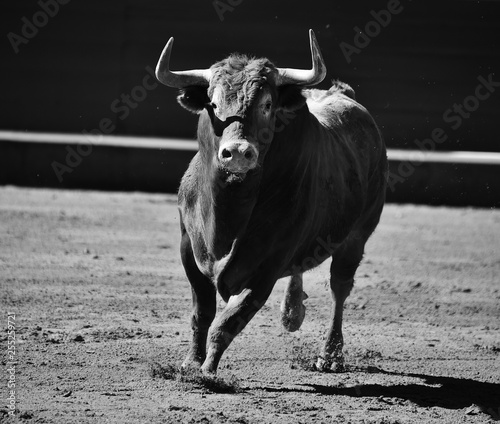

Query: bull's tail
[[328, 80, 356, 100]]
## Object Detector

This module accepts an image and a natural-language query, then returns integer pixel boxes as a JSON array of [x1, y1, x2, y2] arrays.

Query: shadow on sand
[[254, 366, 500, 420]]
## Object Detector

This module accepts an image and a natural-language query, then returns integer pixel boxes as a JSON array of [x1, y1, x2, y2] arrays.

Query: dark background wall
[[1, 0, 499, 151]]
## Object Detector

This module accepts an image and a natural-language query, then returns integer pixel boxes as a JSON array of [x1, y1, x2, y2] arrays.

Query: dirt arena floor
[[1, 186, 499, 423]]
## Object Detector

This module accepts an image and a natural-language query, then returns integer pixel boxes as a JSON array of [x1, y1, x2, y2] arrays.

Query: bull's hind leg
[[316, 235, 365, 372], [180, 232, 216, 370], [280, 273, 308, 332]]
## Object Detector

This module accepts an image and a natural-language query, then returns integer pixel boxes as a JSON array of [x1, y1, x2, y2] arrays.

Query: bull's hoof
[[200, 364, 218, 377], [314, 355, 346, 373], [181, 355, 203, 371], [280, 304, 306, 332], [181, 359, 217, 379], [280, 292, 307, 332], [329, 358, 346, 373], [315, 356, 328, 372]]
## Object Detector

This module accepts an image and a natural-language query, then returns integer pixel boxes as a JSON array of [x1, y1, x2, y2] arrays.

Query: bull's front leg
[[201, 286, 272, 375], [180, 232, 216, 369]]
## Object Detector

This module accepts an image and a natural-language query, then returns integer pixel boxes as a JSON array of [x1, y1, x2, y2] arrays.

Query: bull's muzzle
[[218, 141, 259, 174]]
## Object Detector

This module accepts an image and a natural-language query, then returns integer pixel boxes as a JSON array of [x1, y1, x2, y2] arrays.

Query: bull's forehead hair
[[208, 54, 277, 112]]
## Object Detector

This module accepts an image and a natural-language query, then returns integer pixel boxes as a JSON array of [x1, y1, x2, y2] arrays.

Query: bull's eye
[[263, 102, 272, 113]]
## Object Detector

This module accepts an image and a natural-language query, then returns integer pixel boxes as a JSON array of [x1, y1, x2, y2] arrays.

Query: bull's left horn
[[156, 37, 211, 88], [277, 29, 327, 87]]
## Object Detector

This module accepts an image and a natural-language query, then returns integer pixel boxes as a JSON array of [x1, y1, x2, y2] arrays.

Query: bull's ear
[[277, 85, 307, 112], [177, 87, 209, 114]]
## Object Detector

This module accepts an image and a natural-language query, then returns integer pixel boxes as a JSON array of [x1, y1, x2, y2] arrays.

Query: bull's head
[[156, 30, 326, 180]]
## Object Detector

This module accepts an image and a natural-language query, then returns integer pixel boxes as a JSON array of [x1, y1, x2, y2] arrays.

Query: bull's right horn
[[156, 37, 211, 88], [276, 29, 327, 87]]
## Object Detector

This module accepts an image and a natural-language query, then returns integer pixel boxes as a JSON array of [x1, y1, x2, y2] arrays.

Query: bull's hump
[[305, 90, 363, 129]]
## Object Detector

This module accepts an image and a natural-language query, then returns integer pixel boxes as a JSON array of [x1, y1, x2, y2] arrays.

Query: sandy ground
[[0, 186, 499, 424]]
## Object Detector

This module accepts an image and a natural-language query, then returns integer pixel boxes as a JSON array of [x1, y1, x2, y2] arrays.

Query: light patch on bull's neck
[[212, 238, 238, 283]]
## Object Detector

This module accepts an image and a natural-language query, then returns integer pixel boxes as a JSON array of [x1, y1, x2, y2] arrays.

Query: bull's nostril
[[221, 149, 232, 159], [244, 151, 253, 160]]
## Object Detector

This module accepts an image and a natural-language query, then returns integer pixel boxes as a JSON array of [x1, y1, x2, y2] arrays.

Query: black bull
[[155, 34, 388, 375]]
